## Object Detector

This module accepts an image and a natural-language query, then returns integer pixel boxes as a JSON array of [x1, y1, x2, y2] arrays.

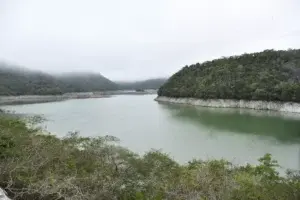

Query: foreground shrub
[[0, 116, 299, 199]]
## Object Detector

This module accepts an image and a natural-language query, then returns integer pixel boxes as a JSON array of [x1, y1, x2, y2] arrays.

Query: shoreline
[[0, 95, 68, 105], [155, 96, 300, 114], [0, 94, 110, 106], [0, 90, 157, 106]]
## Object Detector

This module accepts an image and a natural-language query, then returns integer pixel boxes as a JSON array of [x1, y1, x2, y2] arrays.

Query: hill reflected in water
[[158, 103, 300, 144]]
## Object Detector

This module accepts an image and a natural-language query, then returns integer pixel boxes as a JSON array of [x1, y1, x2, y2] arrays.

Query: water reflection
[[158, 103, 300, 144]]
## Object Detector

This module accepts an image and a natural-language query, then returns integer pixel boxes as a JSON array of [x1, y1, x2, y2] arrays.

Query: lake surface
[[3, 94, 300, 172]]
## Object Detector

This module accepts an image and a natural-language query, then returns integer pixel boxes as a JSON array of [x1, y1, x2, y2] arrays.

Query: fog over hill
[[0, 63, 118, 95], [116, 78, 167, 90], [0, 62, 167, 95]]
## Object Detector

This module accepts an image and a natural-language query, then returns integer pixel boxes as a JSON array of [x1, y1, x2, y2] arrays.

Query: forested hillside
[[158, 49, 300, 102], [57, 72, 118, 92], [0, 63, 118, 95], [0, 64, 63, 95], [117, 78, 167, 90]]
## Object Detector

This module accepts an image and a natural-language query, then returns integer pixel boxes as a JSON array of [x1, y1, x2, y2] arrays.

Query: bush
[[0, 116, 300, 199]]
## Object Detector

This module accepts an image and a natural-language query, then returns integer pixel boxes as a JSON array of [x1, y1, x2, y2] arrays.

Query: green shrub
[[0, 116, 299, 199]]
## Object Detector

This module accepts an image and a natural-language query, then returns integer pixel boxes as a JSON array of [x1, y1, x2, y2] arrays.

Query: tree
[[158, 49, 300, 102]]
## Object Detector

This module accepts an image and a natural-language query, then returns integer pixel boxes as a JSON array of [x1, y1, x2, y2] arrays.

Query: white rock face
[[0, 188, 11, 200], [155, 96, 300, 113]]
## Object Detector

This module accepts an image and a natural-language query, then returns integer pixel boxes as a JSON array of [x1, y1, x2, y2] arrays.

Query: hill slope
[[0, 64, 63, 95], [57, 72, 118, 92], [0, 63, 118, 95], [158, 49, 300, 102], [117, 78, 167, 90]]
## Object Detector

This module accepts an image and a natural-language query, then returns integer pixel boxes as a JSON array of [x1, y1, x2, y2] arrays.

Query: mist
[[1, 0, 300, 81]]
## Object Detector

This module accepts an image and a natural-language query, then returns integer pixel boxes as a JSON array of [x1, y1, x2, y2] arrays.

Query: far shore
[[0, 90, 157, 105], [155, 96, 300, 114]]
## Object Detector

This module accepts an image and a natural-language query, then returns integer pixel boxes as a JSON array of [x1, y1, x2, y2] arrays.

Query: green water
[[3, 95, 300, 171]]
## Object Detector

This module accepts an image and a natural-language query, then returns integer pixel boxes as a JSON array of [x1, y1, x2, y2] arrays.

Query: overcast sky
[[0, 0, 299, 81]]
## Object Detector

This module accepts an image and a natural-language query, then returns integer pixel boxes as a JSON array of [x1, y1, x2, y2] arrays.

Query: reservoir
[[3, 94, 300, 172]]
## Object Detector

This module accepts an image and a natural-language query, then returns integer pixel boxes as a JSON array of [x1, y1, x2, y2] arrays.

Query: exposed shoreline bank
[[0, 90, 157, 105], [0, 94, 112, 105], [155, 96, 300, 113], [0, 95, 68, 105]]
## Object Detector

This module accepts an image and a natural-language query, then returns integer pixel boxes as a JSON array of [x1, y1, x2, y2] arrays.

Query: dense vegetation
[[117, 78, 167, 90], [158, 49, 300, 102], [0, 63, 118, 95], [0, 115, 300, 199], [57, 73, 118, 93], [0, 62, 167, 96], [0, 64, 63, 95]]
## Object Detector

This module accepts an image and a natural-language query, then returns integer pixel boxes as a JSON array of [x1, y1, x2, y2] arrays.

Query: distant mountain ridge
[[57, 72, 118, 92], [117, 78, 167, 90], [0, 63, 118, 95], [0, 62, 167, 95]]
